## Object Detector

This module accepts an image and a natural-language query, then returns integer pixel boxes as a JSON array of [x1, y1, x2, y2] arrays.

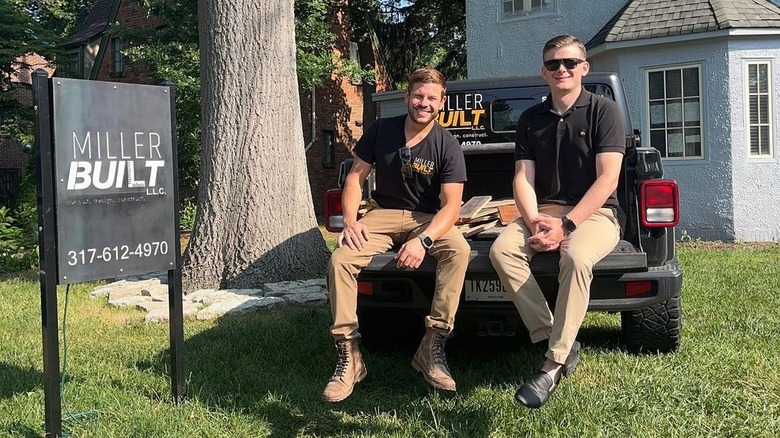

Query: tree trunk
[[184, 0, 330, 292]]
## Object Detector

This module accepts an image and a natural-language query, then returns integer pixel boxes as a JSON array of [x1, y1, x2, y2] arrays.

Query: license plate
[[465, 280, 511, 301]]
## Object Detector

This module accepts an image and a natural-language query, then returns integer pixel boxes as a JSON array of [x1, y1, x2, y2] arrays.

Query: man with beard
[[323, 68, 469, 403]]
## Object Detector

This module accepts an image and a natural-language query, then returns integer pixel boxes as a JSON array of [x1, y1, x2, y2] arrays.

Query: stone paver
[[145, 303, 200, 323], [95, 278, 164, 299], [108, 295, 150, 308], [264, 284, 324, 298], [135, 301, 169, 313], [284, 292, 328, 305], [196, 296, 284, 320], [91, 277, 330, 322], [140, 284, 169, 296], [262, 278, 326, 294]]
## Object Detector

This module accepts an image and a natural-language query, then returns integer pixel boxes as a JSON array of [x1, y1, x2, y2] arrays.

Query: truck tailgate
[[362, 239, 647, 277]]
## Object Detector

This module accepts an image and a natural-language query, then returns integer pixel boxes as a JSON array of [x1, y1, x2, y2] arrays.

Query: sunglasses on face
[[543, 58, 585, 72], [398, 146, 413, 179]]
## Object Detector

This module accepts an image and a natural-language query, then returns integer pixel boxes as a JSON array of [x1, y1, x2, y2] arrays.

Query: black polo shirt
[[514, 88, 626, 208]]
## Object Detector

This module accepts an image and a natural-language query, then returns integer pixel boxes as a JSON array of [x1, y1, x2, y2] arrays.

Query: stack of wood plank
[[354, 196, 521, 237], [456, 196, 520, 237]]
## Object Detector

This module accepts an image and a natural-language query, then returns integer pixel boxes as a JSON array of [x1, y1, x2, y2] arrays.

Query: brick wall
[[303, 1, 391, 215], [0, 117, 29, 205], [0, 85, 35, 175], [12, 53, 53, 86], [95, 0, 158, 84], [0, 135, 29, 171]]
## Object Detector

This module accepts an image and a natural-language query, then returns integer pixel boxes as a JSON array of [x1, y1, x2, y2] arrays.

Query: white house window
[[746, 61, 772, 157], [647, 66, 702, 159], [502, 0, 556, 19]]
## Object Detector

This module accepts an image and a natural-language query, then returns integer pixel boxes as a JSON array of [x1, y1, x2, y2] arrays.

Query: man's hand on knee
[[528, 229, 561, 252], [529, 216, 566, 251], [340, 222, 370, 250], [395, 238, 426, 269]]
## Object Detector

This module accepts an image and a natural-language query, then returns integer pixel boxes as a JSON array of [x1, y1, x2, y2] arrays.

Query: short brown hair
[[543, 35, 587, 60], [406, 68, 447, 95]]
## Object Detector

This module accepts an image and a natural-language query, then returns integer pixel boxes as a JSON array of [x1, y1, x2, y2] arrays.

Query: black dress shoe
[[514, 372, 559, 408], [515, 341, 582, 408], [563, 341, 581, 377]]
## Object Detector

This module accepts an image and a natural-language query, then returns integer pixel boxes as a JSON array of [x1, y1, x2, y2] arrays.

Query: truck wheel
[[356, 306, 424, 351], [620, 293, 681, 354]]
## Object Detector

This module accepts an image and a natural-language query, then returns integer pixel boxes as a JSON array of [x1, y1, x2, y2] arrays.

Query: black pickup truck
[[324, 73, 683, 353]]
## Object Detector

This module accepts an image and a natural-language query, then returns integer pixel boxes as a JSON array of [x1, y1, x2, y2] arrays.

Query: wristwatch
[[561, 215, 577, 233], [418, 233, 434, 250]]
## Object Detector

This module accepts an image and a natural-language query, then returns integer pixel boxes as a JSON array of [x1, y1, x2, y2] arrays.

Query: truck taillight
[[639, 180, 679, 228], [324, 189, 344, 232], [625, 281, 652, 297], [357, 281, 373, 295]]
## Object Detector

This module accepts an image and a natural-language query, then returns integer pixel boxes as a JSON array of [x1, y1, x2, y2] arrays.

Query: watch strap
[[418, 233, 434, 250]]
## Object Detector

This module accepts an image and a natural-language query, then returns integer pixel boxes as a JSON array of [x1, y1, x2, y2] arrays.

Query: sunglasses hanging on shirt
[[398, 146, 413, 179]]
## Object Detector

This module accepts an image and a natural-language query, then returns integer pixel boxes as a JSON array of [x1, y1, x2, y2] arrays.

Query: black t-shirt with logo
[[354, 115, 467, 214], [514, 89, 626, 208]]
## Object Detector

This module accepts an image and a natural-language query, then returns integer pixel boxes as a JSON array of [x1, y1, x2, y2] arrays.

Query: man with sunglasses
[[323, 68, 469, 402], [489, 35, 625, 408]]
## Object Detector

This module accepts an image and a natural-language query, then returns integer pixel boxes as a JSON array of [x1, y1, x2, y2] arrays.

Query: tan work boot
[[323, 339, 367, 402], [411, 327, 456, 391]]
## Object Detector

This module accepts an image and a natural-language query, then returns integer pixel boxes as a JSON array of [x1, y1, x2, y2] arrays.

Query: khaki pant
[[489, 204, 620, 364], [328, 208, 470, 341]]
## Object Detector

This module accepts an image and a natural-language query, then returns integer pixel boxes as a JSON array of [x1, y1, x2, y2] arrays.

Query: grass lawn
[[1, 243, 779, 437]]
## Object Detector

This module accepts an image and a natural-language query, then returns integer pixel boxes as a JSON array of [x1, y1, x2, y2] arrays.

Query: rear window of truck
[[489, 84, 615, 134], [491, 98, 536, 133]]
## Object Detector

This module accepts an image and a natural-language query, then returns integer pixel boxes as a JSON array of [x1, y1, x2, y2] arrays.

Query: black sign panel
[[53, 78, 176, 283]]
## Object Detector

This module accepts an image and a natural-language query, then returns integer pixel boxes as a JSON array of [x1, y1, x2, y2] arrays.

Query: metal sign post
[[163, 81, 186, 401], [33, 69, 63, 438], [32, 71, 186, 437]]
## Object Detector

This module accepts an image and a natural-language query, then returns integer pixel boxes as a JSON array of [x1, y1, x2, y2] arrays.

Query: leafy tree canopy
[[26, 0, 96, 38], [0, 0, 93, 143], [348, 0, 466, 85], [118, 0, 375, 191]]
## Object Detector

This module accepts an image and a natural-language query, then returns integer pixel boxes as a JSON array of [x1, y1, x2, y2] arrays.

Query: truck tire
[[620, 293, 681, 354]]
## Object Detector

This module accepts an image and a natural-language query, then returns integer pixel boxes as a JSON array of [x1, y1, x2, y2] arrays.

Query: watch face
[[421, 235, 433, 248], [563, 217, 576, 232]]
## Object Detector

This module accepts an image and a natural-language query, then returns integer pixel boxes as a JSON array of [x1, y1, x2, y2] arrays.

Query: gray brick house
[[467, 0, 780, 242]]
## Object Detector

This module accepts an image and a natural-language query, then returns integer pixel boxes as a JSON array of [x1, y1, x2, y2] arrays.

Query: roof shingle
[[64, 0, 117, 45], [587, 0, 780, 49]]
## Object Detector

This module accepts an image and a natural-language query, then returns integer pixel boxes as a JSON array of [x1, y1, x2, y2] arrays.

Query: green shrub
[[180, 199, 197, 231], [0, 204, 38, 273]]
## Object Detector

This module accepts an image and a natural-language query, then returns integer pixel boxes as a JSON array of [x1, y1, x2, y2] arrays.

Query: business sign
[[437, 91, 489, 146], [52, 78, 176, 283]]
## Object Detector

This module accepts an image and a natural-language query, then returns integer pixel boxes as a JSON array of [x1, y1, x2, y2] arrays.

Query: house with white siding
[[467, 0, 780, 242]]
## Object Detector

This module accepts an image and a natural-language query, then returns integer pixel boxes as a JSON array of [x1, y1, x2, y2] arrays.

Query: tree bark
[[184, 0, 330, 291]]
